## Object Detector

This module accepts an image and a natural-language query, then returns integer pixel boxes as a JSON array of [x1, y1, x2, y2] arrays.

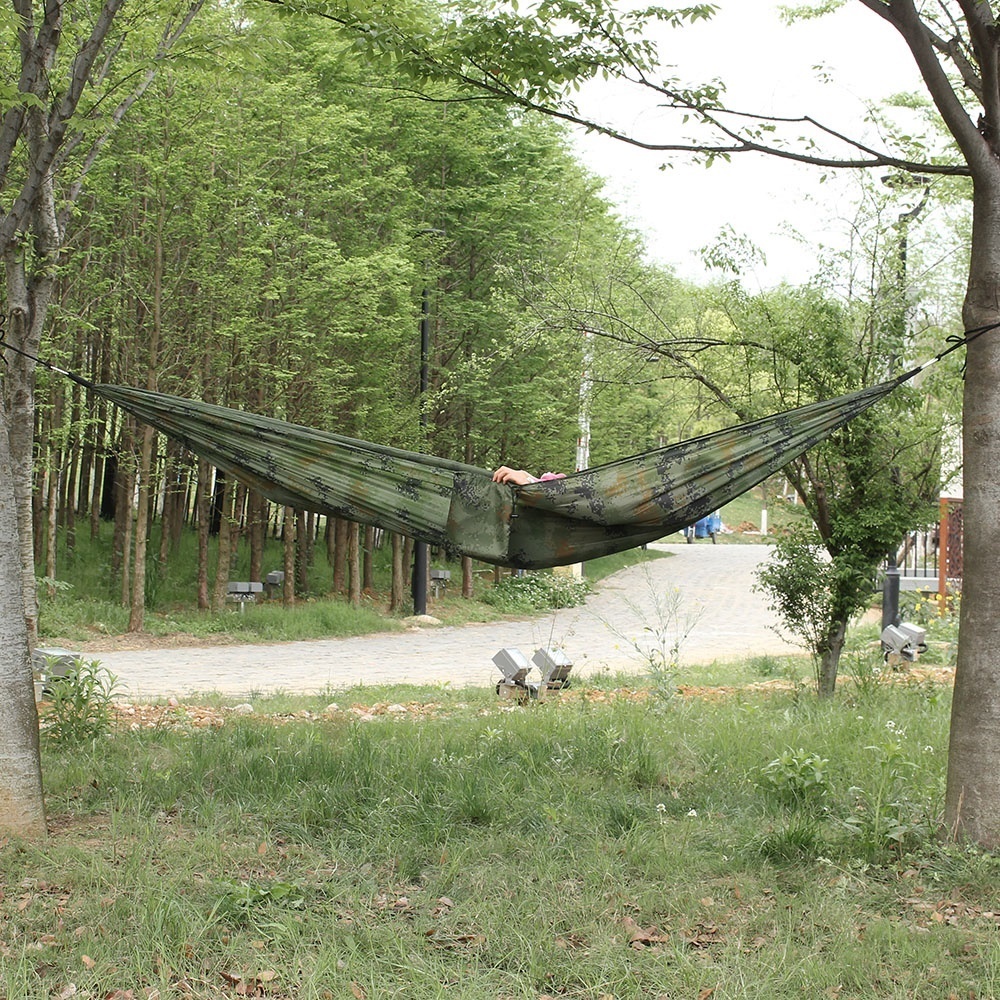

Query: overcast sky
[[571, 0, 928, 287]]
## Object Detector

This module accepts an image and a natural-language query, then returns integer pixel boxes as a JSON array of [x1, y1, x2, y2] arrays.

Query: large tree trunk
[[944, 165, 1000, 846], [0, 405, 45, 838], [2, 251, 54, 651]]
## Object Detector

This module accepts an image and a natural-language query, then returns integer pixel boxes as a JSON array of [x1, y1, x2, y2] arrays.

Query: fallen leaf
[[623, 915, 670, 948], [698, 989, 716, 1000], [82, 954, 96, 969], [351, 982, 366, 1000], [53, 986, 78, 1000]]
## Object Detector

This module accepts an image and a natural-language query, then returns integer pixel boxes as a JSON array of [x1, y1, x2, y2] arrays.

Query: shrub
[[40, 657, 121, 746], [482, 571, 591, 613]]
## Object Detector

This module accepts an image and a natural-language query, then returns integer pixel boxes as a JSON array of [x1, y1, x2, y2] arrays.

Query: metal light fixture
[[493, 647, 530, 685], [880, 621, 928, 664], [531, 647, 573, 693]]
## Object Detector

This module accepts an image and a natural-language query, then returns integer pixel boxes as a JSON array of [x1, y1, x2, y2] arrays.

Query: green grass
[[38, 523, 668, 646], [5, 665, 986, 999]]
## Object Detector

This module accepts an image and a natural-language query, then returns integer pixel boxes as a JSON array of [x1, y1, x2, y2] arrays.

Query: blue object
[[684, 512, 721, 541]]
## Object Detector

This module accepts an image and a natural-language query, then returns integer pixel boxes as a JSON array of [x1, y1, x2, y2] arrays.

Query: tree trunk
[[2, 250, 54, 651], [348, 522, 361, 607], [127, 423, 156, 631], [115, 447, 135, 607], [44, 451, 59, 591], [390, 532, 405, 611], [815, 619, 847, 699], [196, 460, 211, 611], [462, 555, 473, 599], [944, 164, 1000, 846], [363, 526, 375, 593], [295, 509, 309, 594], [211, 479, 235, 612], [332, 517, 348, 592], [0, 407, 45, 839], [248, 490, 265, 583], [282, 506, 296, 606]]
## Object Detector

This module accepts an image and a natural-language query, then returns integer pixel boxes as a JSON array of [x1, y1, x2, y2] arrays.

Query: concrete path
[[89, 543, 800, 700]]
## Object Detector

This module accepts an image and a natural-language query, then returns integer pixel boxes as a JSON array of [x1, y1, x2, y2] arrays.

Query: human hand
[[492, 466, 536, 486]]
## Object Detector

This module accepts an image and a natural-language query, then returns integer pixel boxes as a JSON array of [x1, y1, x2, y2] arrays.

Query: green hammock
[[82, 371, 916, 570]]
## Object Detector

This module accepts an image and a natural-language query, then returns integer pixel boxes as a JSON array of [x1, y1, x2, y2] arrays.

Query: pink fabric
[[538, 472, 565, 481]]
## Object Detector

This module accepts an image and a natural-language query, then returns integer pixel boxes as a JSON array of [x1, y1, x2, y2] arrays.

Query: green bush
[[482, 571, 591, 613], [760, 746, 832, 809], [39, 657, 121, 746]]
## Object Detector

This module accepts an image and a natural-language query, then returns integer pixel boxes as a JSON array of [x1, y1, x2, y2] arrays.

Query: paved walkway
[[88, 543, 800, 699]]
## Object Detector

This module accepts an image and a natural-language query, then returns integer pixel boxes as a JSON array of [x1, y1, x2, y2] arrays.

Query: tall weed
[[39, 656, 121, 746]]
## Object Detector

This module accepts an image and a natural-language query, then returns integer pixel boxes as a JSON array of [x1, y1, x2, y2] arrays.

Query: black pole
[[882, 555, 901, 631], [412, 282, 430, 615]]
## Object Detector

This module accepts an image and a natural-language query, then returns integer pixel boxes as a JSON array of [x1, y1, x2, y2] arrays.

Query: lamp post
[[880, 174, 930, 631], [412, 229, 444, 616]]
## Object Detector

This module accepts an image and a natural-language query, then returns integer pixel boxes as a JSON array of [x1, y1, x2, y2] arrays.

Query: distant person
[[492, 466, 566, 486]]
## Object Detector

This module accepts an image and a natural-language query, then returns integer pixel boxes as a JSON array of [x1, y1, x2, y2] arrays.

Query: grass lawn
[[38, 528, 668, 648], [3, 659, 989, 1000]]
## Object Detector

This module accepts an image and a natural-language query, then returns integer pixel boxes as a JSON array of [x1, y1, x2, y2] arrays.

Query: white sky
[[571, 0, 929, 286]]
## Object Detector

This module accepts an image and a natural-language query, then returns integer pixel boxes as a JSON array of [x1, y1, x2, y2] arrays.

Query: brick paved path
[[91, 543, 800, 699]]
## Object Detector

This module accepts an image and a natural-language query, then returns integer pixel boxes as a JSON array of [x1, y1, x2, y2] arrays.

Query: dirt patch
[[93, 665, 954, 731], [53, 632, 243, 654]]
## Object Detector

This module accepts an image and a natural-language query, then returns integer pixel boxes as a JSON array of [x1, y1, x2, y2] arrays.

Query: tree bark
[[461, 556, 473, 598], [248, 489, 265, 583], [390, 532, 405, 611], [348, 521, 361, 607], [211, 479, 235, 612], [0, 406, 45, 839], [363, 525, 375, 593], [944, 160, 1000, 846], [196, 460, 211, 611], [295, 510, 309, 594], [332, 517, 348, 592], [816, 619, 848, 699], [128, 423, 156, 631], [282, 506, 296, 606]]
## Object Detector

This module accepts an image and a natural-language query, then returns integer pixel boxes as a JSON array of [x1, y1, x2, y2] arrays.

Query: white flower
[[687, 808, 698, 818]]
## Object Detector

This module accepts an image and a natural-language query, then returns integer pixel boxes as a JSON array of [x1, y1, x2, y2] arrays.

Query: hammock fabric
[[82, 371, 915, 570]]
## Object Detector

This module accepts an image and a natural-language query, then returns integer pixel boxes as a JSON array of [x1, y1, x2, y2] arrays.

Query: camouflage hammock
[[76, 370, 922, 570]]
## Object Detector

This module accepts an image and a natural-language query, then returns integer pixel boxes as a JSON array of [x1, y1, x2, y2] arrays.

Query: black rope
[[0, 332, 98, 390], [887, 319, 1000, 386], [935, 320, 1000, 373]]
